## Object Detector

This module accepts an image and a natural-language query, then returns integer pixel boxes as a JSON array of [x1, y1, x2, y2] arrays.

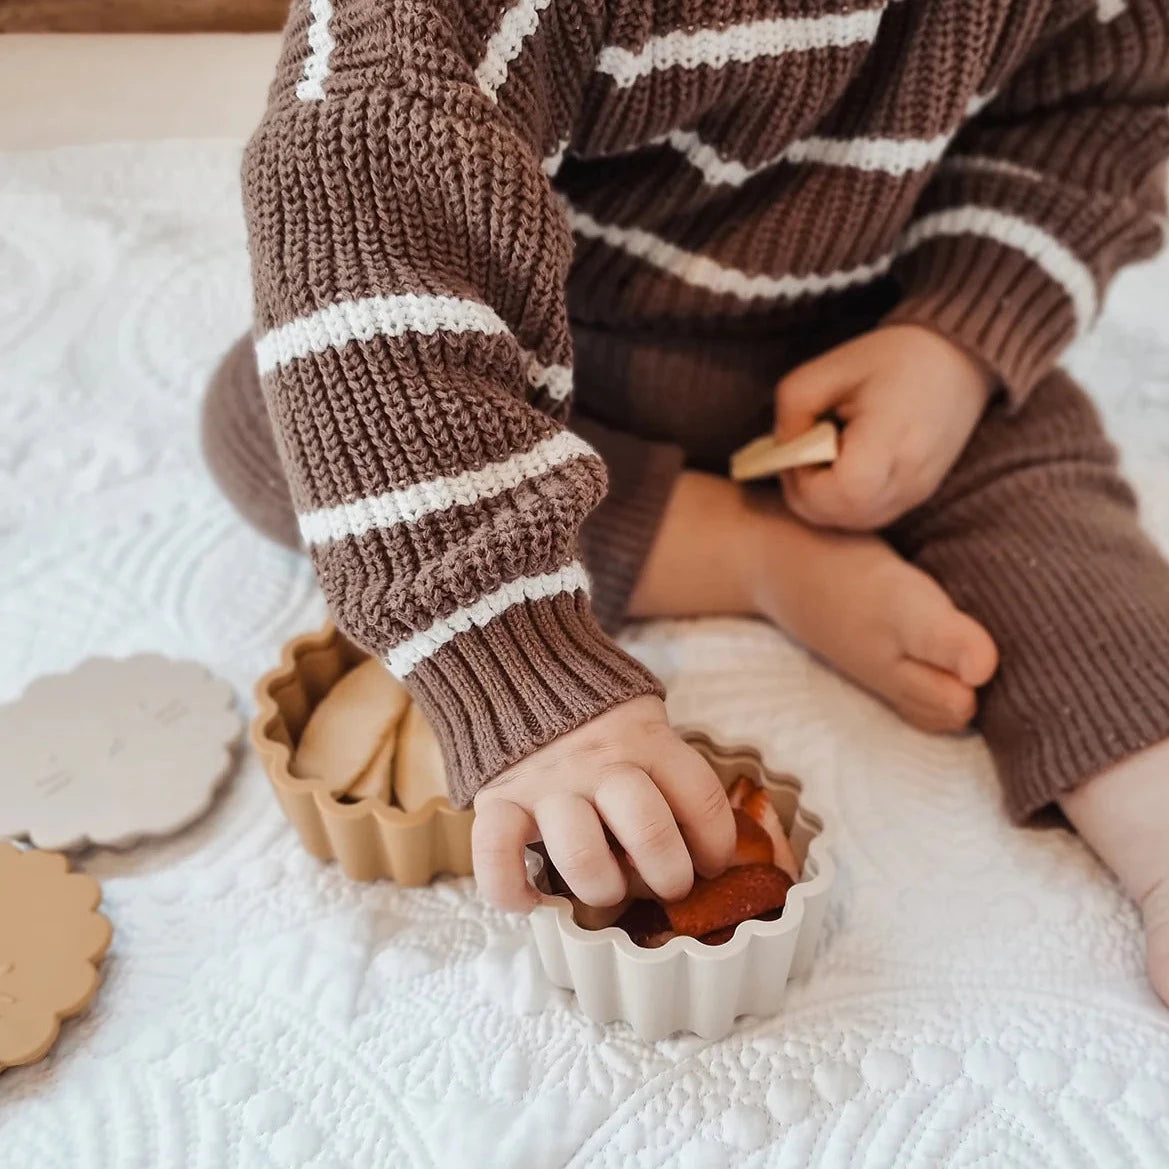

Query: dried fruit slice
[[740, 788, 800, 882], [392, 703, 449, 812], [616, 899, 675, 948], [664, 863, 792, 939], [727, 776, 755, 809], [344, 731, 394, 802], [729, 775, 801, 882], [731, 809, 775, 867], [294, 659, 410, 796]]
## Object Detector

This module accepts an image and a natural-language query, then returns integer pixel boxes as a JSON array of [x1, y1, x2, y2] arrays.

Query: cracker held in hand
[[730, 421, 839, 482], [293, 659, 410, 797]]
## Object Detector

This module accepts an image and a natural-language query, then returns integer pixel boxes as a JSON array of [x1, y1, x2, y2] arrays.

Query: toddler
[[205, 0, 1169, 1000]]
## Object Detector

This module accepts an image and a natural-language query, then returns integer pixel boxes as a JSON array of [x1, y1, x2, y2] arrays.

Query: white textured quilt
[[2, 142, 1168, 1168]]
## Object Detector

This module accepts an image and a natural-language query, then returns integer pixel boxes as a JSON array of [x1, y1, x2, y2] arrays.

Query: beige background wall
[[0, 1, 288, 33], [0, 33, 282, 147]]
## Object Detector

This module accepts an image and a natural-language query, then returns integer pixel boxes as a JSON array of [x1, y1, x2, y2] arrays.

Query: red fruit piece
[[664, 863, 792, 938], [740, 787, 801, 883], [727, 776, 755, 809], [698, 925, 738, 946], [731, 809, 775, 867], [617, 899, 675, 948]]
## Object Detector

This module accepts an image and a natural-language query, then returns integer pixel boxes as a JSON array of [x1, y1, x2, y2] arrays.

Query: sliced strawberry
[[740, 788, 801, 882], [731, 809, 775, 866], [664, 863, 792, 938], [727, 775, 755, 809]]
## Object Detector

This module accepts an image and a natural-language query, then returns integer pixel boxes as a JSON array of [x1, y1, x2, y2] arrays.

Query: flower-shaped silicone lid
[[0, 655, 242, 851], [0, 843, 112, 1069]]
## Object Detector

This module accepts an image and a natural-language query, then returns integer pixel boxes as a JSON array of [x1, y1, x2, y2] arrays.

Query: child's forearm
[[243, 0, 660, 803]]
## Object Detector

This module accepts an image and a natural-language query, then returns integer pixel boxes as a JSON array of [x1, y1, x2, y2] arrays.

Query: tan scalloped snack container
[[526, 730, 834, 1041], [252, 624, 473, 885]]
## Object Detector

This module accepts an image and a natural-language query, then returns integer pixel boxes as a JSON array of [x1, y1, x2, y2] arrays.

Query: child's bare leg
[[1059, 746, 1169, 1004], [628, 470, 998, 733]]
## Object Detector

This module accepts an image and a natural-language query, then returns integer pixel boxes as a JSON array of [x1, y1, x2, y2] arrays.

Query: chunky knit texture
[[243, 0, 1169, 804]]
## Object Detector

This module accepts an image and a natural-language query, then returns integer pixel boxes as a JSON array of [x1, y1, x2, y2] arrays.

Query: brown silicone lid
[[0, 843, 113, 1069], [0, 655, 243, 851], [252, 624, 474, 885]]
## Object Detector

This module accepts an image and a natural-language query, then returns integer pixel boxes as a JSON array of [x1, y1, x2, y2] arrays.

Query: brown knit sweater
[[244, 0, 1169, 806]]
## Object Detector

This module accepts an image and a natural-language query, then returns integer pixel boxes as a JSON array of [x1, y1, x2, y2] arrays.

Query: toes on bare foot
[[953, 615, 999, 688], [892, 660, 977, 733], [899, 589, 998, 689]]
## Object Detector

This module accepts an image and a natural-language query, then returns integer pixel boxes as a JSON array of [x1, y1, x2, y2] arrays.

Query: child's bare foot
[[745, 497, 998, 733], [1060, 741, 1169, 1006], [629, 471, 998, 732]]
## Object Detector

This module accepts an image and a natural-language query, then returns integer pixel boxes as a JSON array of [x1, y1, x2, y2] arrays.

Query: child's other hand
[[471, 695, 736, 912], [775, 325, 995, 531]]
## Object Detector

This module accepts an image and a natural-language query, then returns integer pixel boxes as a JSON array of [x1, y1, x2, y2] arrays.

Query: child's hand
[[775, 325, 995, 530], [472, 695, 736, 912]]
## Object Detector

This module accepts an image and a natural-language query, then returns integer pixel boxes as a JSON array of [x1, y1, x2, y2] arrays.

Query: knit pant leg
[[572, 414, 685, 634], [201, 333, 301, 550], [886, 369, 1169, 821]]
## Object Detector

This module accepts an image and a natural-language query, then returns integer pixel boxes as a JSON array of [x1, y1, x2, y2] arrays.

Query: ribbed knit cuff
[[403, 589, 664, 806], [887, 233, 1079, 409], [573, 415, 686, 634]]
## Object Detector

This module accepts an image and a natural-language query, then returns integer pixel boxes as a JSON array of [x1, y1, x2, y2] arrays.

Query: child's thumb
[[774, 358, 846, 441]]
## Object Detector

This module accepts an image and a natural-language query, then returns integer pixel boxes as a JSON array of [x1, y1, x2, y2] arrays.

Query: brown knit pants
[[204, 326, 1169, 821]]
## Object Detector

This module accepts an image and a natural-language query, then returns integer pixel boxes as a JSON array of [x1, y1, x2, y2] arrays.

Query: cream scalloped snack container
[[252, 624, 473, 886], [526, 731, 835, 1041]]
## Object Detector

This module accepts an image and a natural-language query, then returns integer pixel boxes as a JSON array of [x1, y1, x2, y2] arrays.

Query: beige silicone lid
[[526, 729, 834, 1041], [0, 655, 242, 852], [252, 624, 473, 886]]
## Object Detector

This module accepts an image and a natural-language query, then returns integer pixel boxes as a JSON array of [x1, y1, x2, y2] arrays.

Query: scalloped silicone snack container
[[526, 730, 834, 1040], [252, 624, 473, 885]]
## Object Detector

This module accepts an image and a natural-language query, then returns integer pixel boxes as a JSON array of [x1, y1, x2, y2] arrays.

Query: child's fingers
[[775, 351, 857, 441], [646, 740, 736, 880], [535, 790, 628, 907], [594, 765, 694, 902], [471, 798, 540, 912], [785, 411, 897, 530]]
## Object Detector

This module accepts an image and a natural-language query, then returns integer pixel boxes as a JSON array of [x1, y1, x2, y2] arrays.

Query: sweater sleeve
[[886, 0, 1169, 406], [243, 0, 662, 806]]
